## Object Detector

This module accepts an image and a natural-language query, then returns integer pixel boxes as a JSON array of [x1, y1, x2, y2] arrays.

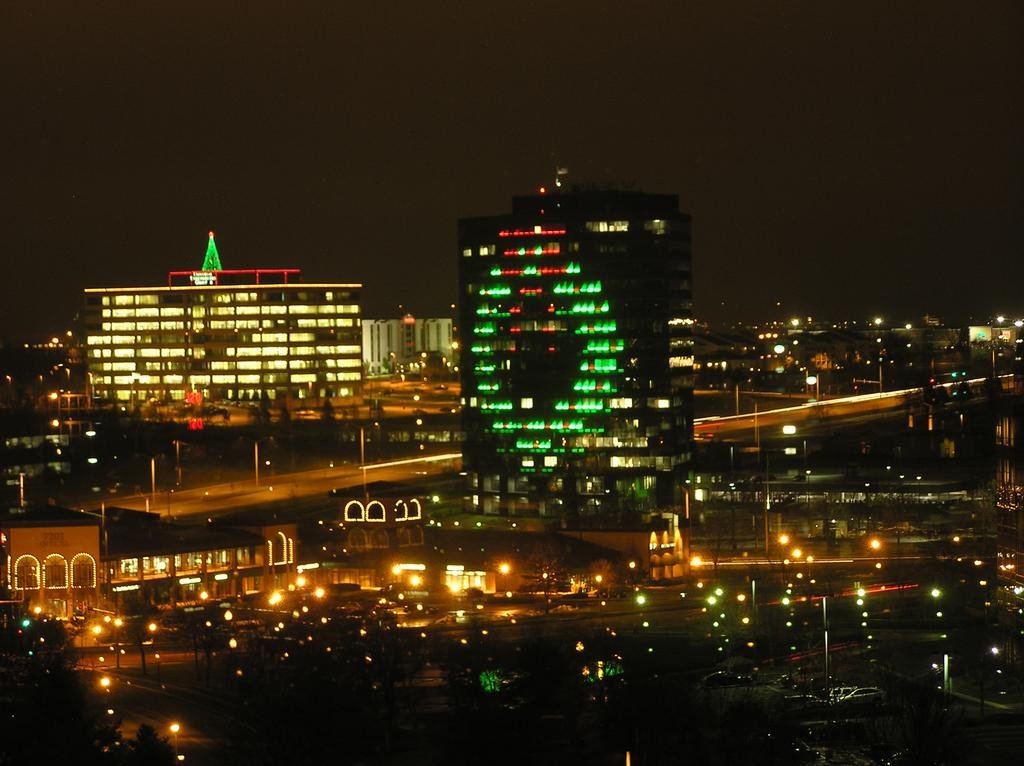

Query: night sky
[[2, 2, 1020, 340]]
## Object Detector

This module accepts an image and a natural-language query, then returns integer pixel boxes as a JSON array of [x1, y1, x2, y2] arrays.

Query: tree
[[123, 725, 176, 766], [520, 544, 568, 613], [321, 398, 335, 422]]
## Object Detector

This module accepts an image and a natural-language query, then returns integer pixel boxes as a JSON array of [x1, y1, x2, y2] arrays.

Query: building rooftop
[[105, 516, 264, 559], [0, 504, 100, 527]]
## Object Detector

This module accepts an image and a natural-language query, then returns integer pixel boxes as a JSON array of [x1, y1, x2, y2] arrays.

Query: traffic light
[[923, 378, 937, 404]]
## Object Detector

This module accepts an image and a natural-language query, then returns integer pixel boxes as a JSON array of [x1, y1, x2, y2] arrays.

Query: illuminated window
[[585, 220, 629, 233], [14, 555, 40, 590], [44, 554, 68, 588], [71, 553, 97, 588]]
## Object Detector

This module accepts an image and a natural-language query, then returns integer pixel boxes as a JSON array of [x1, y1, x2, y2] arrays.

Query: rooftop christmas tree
[[202, 231, 222, 271]]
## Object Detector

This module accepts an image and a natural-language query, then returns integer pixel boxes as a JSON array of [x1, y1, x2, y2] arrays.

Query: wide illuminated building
[[996, 335, 1024, 628], [457, 189, 693, 519], [82, 233, 363, 405]]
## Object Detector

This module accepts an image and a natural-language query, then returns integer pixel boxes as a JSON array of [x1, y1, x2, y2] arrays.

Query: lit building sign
[[189, 271, 217, 286]]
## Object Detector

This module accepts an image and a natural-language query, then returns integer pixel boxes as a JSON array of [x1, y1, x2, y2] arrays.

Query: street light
[[868, 538, 881, 551], [169, 722, 181, 757]]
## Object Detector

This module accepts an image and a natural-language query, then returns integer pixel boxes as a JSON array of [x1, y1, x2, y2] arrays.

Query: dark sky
[[2, 2, 1020, 340]]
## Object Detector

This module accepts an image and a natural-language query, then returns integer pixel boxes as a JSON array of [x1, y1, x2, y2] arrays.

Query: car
[[836, 686, 885, 705]]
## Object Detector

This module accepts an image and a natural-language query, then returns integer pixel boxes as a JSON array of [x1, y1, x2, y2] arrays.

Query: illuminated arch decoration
[[394, 499, 423, 521], [341, 497, 424, 524], [344, 500, 365, 522], [70, 553, 97, 588], [270, 531, 293, 566], [13, 555, 40, 590], [366, 501, 386, 522], [43, 554, 68, 589]]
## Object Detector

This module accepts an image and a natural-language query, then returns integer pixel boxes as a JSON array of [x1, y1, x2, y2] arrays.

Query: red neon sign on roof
[[497, 228, 567, 238], [167, 268, 302, 287]]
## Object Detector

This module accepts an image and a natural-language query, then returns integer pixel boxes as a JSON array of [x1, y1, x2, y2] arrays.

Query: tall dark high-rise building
[[457, 188, 693, 520]]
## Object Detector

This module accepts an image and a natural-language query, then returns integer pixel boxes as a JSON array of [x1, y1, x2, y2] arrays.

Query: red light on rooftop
[[539, 186, 546, 194]]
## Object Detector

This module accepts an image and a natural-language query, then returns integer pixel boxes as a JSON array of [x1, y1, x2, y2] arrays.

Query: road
[[110, 451, 461, 519]]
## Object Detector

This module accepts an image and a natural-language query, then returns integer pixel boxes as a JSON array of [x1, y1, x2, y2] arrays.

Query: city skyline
[[3, 3, 1020, 340]]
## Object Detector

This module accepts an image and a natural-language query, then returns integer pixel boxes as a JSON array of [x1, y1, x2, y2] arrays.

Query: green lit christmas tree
[[202, 231, 222, 271]]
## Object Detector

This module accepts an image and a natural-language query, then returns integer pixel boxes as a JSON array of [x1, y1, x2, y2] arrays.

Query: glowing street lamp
[[169, 722, 181, 757], [869, 538, 882, 551]]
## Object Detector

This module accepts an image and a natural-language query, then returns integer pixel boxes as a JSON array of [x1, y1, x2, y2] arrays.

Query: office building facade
[[996, 335, 1024, 630], [362, 316, 455, 376], [458, 189, 693, 520], [83, 233, 363, 406]]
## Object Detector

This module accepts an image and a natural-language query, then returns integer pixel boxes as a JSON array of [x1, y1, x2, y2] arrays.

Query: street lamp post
[[173, 440, 182, 486], [360, 426, 368, 503], [169, 722, 180, 758], [943, 653, 950, 709], [113, 617, 123, 669], [822, 596, 830, 703]]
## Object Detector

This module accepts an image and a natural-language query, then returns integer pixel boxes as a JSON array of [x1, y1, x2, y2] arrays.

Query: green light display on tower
[[460, 192, 693, 520], [202, 231, 222, 271]]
